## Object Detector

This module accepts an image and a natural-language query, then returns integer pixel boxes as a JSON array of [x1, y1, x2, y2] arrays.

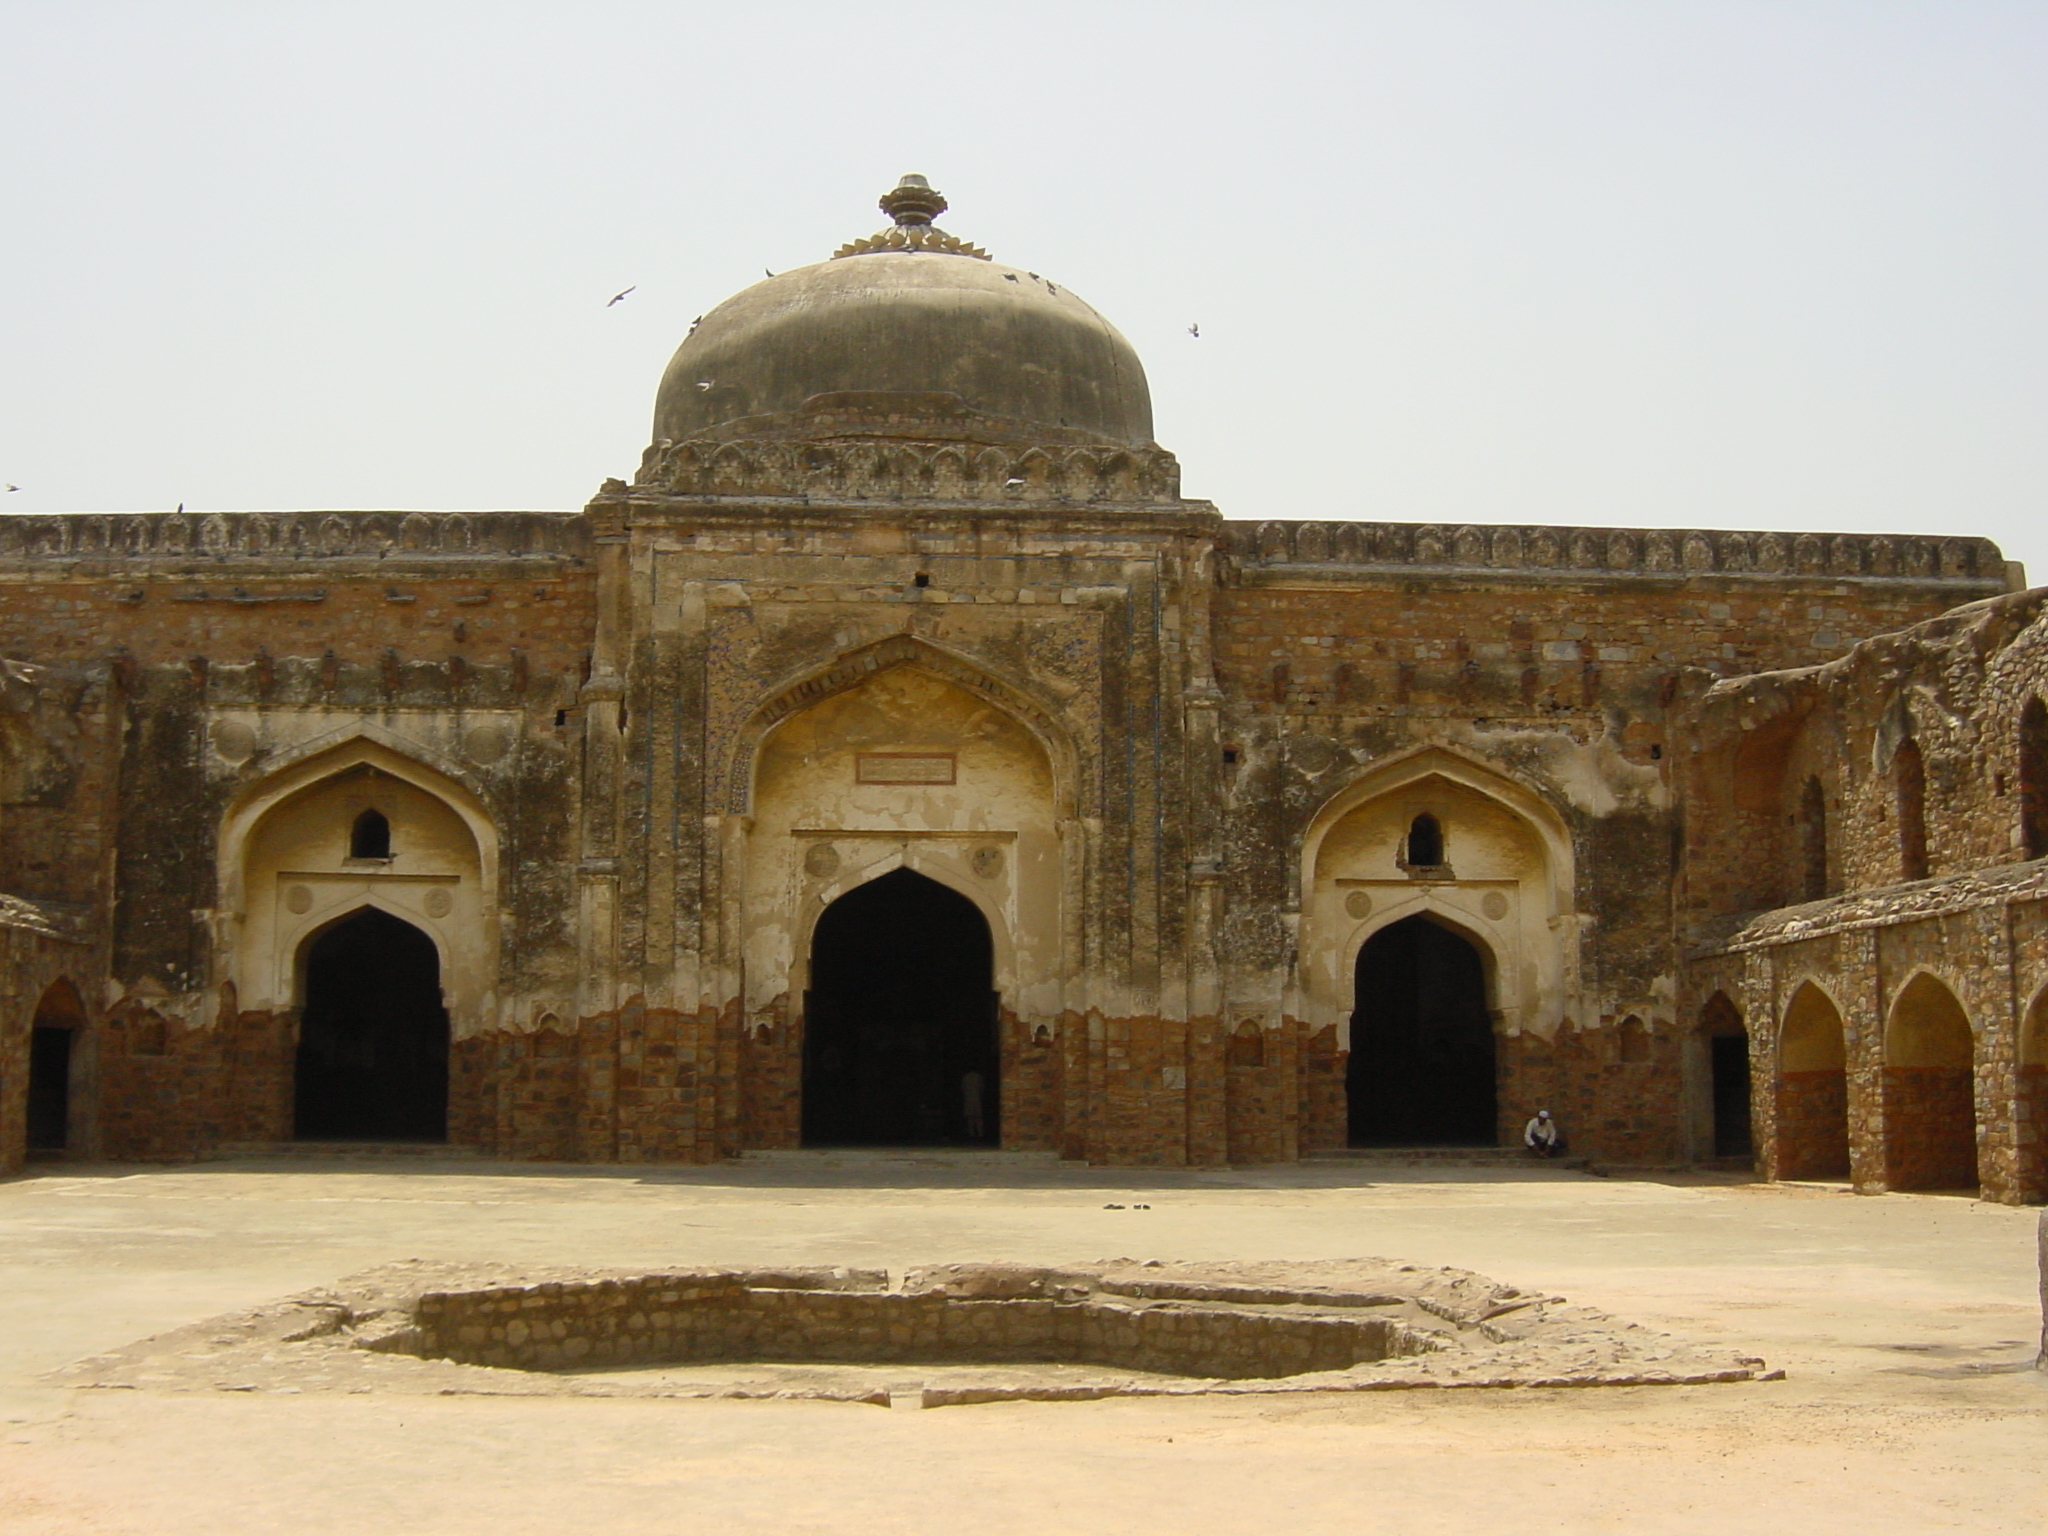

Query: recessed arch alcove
[[739, 650, 1070, 1151], [1298, 747, 1576, 1148], [1881, 971, 1978, 1191], [1774, 981, 1849, 1180], [219, 735, 496, 1032]]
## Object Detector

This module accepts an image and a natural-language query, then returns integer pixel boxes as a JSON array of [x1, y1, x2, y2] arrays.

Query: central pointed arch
[[801, 867, 998, 1146], [735, 641, 1071, 1153]]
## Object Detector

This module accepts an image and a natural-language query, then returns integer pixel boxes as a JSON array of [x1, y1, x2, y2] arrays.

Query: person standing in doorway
[[961, 1069, 986, 1141], [1524, 1108, 1561, 1157]]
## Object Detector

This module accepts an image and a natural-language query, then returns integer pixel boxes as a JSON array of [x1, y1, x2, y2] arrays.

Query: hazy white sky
[[2, 1, 2043, 579]]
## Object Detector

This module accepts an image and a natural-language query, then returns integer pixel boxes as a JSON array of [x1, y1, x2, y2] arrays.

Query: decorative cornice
[[0, 511, 589, 565], [1223, 519, 2008, 584], [631, 437, 1182, 504]]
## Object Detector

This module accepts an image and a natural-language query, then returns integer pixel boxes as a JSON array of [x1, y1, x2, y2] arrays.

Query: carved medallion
[[210, 720, 257, 764]]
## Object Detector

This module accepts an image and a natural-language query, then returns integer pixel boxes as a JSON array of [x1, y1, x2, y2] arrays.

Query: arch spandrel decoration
[[216, 734, 499, 1034], [723, 634, 1084, 819], [1296, 745, 1578, 1044]]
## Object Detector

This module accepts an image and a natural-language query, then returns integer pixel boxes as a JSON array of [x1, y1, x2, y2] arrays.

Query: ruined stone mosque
[[4, 176, 2045, 1200]]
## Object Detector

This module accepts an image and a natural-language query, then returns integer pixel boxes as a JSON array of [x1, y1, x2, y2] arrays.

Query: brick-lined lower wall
[[1775, 1070, 1851, 1179], [1881, 1066, 1979, 1191]]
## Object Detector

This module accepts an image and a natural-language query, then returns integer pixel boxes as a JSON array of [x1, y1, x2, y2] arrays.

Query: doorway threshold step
[[201, 1142, 480, 1160], [1305, 1147, 1589, 1169], [744, 1148, 1062, 1165]]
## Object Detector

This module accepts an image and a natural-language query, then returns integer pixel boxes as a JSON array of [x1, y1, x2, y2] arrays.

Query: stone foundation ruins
[[53, 1258, 1777, 1408]]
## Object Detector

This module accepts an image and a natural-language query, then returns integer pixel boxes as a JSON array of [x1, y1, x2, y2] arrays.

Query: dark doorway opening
[[802, 868, 998, 1147], [27, 1026, 73, 1151], [1346, 915, 1496, 1146], [294, 907, 449, 1141], [1710, 1034, 1753, 1157]]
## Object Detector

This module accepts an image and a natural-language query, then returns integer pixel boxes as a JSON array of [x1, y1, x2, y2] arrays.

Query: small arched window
[[1406, 812, 1444, 867], [2022, 695, 2048, 861], [350, 808, 392, 860], [1895, 737, 1928, 881]]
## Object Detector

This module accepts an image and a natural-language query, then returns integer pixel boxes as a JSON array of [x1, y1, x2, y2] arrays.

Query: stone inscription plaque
[[856, 753, 956, 786]]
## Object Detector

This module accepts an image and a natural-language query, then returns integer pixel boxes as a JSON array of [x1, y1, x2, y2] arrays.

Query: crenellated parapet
[[0, 510, 589, 565], [629, 437, 1183, 505], [1223, 519, 2010, 584]]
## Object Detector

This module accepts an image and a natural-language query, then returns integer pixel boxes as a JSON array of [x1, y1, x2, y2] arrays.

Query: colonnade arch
[[1692, 991, 1751, 1161], [1775, 981, 1849, 1179], [1881, 971, 1978, 1191]]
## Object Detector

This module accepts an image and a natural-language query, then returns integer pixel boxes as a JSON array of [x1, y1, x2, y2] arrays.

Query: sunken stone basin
[[52, 1259, 1779, 1407], [400, 1264, 1439, 1379]]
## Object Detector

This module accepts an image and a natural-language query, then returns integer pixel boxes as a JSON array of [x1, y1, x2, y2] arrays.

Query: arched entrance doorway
[[802, 868, 997, 1147], [294, 907, 449, 1141], [1347, 915, 1497, 1146], [27, 979, 86, 1153], [1701, 992, 1752, 1159]]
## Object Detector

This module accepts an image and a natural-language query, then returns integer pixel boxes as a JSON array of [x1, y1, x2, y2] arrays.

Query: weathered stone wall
[[1680, 585, 2048, 1201], [1, 502, 2033, 1176]]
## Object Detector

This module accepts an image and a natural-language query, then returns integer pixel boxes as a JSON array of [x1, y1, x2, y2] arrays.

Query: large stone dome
[[652, 176, 1155, 449]]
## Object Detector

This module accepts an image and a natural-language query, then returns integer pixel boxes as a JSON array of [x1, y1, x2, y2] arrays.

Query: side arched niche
[[1298, 747, 1576, 1150], [218, 737, 497, 1038], [737, 653, 1069, 1151]]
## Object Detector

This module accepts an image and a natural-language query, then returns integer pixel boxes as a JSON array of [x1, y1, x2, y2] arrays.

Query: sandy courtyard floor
[[0, 1152, 2041, 1534]]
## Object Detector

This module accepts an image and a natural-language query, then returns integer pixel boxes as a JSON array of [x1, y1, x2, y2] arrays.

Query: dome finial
[[834, 175, 989, 260], [879, 173, 947, 227]]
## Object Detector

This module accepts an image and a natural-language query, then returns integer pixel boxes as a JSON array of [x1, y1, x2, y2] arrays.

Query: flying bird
[[607, 286, 636, 307], [4, 484, 18, 493], [1187, 324, 1200, 338], [688, 315, 703, 334], [695, 381, 714, 391]]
